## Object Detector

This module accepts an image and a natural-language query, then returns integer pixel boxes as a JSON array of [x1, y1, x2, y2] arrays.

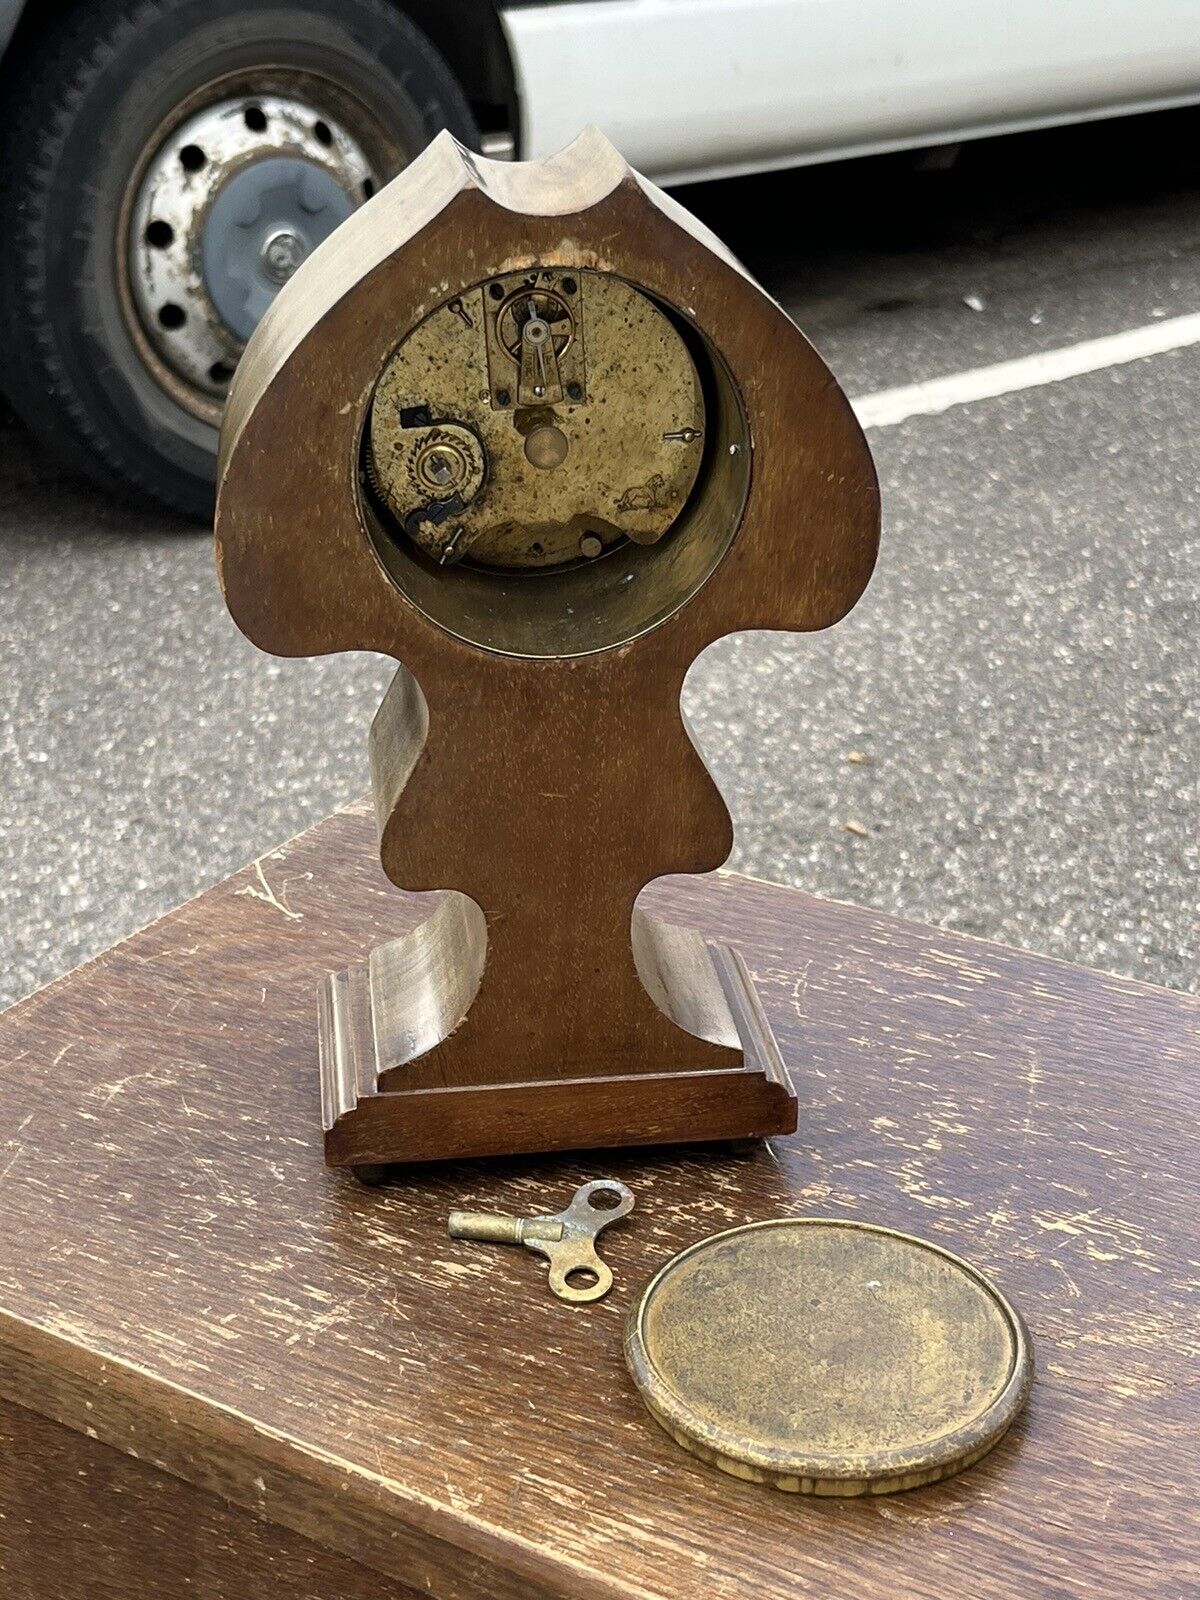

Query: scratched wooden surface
[[0, 1396, 425, 1600], [0, 801, 1195, 1599]]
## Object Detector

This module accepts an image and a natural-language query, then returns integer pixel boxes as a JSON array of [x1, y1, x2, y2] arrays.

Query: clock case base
[[318, 925, 796, 1170]]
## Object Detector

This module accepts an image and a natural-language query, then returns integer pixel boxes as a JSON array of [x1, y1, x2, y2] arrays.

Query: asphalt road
[[2, 112, 1197, 1007]]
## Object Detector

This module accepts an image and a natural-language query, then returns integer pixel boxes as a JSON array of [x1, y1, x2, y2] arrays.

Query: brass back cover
[[625, 1218, 1032, 1495]]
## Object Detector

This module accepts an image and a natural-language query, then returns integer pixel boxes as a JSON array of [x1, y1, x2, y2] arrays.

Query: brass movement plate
[[625, 1218, 1032, 1496], [366, 267, 705, 571]]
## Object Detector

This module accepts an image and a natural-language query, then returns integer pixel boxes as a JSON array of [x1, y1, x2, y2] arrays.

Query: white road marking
[[850, 311, 1200, 429]]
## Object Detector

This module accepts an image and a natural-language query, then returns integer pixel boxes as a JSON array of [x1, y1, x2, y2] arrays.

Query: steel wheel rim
[[119, 71, 405, 424]]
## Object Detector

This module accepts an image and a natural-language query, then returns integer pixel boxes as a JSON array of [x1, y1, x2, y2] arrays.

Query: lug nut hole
[[158, 303, 186, 329]]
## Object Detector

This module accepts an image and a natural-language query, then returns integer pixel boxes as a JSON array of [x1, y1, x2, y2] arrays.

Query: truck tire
[[0, 0, 478, 518]]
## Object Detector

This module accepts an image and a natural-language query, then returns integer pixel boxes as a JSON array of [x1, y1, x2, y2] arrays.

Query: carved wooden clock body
[[215, 129, 879, 1170]]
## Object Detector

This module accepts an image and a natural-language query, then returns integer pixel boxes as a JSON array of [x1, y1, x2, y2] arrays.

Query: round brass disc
[[624, 1219, 1032, 1496]]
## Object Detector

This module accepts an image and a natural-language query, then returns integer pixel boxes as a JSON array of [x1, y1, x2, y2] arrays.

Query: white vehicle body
[[501, 0, 1200, 185], [1, 0, 1196, 513]]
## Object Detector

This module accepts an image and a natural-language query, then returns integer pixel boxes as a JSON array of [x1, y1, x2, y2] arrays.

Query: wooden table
[[0, 802, 1194, 1600]]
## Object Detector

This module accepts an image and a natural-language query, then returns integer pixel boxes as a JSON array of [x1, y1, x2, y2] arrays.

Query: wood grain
[[0, 1396, 424, 1600], [0, 801, 1195, 1599], [213, 129, 879, 1160]]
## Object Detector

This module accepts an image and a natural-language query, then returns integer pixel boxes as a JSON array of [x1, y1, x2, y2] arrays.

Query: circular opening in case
[[359, 270, 750, 659]]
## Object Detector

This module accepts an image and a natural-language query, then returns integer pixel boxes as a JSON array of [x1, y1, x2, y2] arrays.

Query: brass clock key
[[449, 1180, 634, 1304]]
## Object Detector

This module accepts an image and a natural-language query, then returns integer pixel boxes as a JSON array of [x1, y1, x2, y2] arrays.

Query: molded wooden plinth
[[318, 935, 796, 1167]]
